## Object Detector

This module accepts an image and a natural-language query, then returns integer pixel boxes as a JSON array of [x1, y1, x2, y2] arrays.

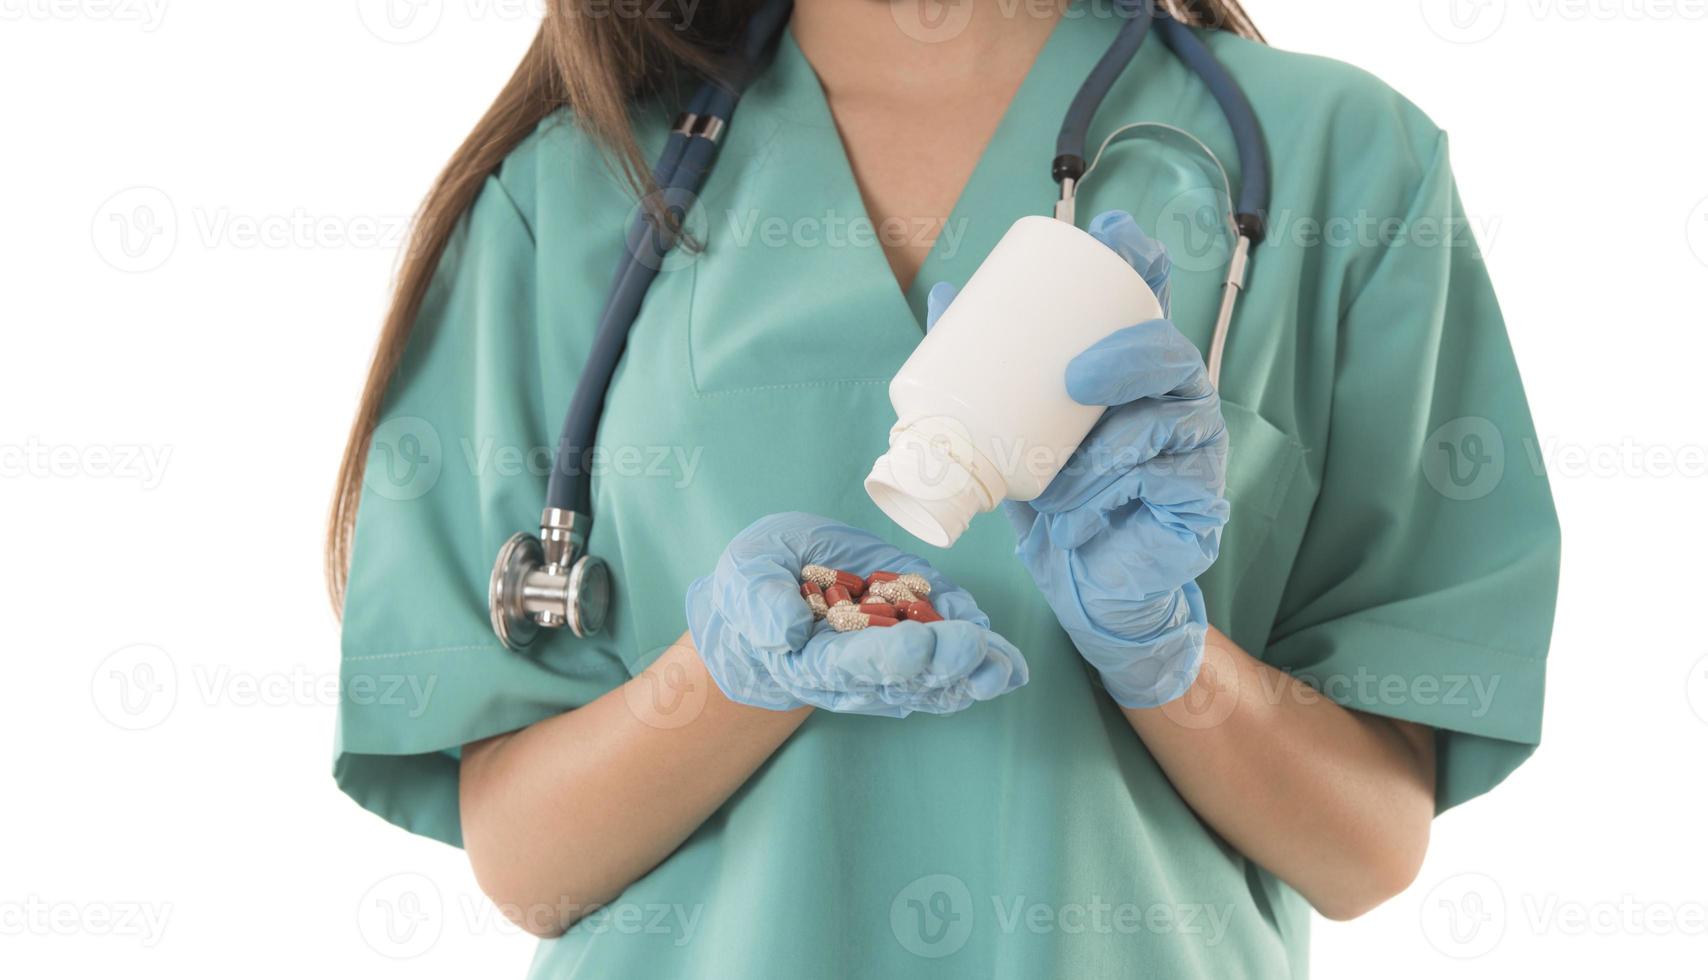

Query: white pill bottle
[[865, 215, 1164, 548]]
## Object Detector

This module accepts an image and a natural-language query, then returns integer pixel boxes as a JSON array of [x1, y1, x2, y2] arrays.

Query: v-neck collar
[[896, 5, 1178, 320], [708, 2, 1181, 330]]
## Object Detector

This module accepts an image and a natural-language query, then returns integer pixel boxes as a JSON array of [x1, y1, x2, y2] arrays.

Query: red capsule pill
[[825, 584, 854, 607], [864, 615, 901, 628], [800, 581, 824, 599], [857, 602, 897, 617], [834, 570, 865, 593], [866, 570, 900, 584], [901, 599, 943, 623]]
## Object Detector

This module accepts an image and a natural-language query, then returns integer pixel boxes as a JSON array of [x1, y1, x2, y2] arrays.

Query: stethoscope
[[488, 0, 1272, 651]]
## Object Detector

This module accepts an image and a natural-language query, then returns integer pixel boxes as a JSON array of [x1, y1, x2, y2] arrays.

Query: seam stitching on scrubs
[[1333, 129, 1449, 323], [1226, 434, 1307, 608], [489, 172, 538, 246], [686, 255, 704, 395], [345, 645, 504, 662], [1214, 400, 1309, 615], [1342, 616, 1546, 663], [1276, 617, 1544, 664], [685, 102, 789, 397], [1228, 401, 1309, 521]]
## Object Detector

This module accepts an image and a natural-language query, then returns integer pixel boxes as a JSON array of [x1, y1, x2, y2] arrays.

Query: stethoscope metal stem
[[1054, 178, 1078, 225], [1207, 234, 1251, 386]]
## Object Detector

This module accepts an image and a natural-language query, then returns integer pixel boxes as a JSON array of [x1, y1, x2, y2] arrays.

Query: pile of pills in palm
[[799, 564, 943, 632]]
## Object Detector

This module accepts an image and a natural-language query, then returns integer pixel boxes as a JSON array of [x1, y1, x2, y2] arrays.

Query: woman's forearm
[[459, 633, 810, 938], [1123, 627, 1437, 921]]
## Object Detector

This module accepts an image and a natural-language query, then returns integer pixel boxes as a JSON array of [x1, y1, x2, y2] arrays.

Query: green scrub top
[[336, 10, 1559, 978]]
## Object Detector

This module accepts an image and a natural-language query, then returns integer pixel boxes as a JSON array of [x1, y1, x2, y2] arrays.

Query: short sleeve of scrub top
[[333, 141, 639, 846], [333, 13, 1559, 979], [1259, 128, 1558, 813]]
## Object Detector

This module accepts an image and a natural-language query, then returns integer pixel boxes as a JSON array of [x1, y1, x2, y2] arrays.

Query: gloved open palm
[[686, 512, 1028, 717], [925, 211, 1229, 708]]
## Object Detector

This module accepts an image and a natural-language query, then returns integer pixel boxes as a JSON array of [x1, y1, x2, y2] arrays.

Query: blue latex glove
[[685, 512, 1029, 717], [924, 210, 1229, 708]]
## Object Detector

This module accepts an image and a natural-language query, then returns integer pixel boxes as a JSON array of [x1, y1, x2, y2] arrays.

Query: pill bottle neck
[[863, 416, 1005, 548]]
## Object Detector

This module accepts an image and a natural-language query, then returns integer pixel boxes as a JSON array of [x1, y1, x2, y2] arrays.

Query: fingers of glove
[[712, 512, 907, 652], [780, 619, 1027, 715], [791, 621, 939, 689], [750, 626, 907, 717], [709, 510, 991, 649], [1014, 501, 1211, 626], [710, 557, 813, 657], [692, 587, 1010, 716], [959, 626, 1029, 702], [1045, 444, 1231, 553], [925, 280, 960, 332], [1075, 584, 1209, 709], [1069, 524, 1220, 635], [1012, 522, 1209, 707], [1065, 319, 1211, 408], [693, 512, 1024, 715], [924, 581, 991, 629], [1028, 393, 1227, 519], [684, 580, 801, 710], [1087, 210, 1172, 317]]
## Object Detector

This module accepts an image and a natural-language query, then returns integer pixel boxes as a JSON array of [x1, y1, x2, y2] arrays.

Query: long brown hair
[[325, 0, 1263, 612]]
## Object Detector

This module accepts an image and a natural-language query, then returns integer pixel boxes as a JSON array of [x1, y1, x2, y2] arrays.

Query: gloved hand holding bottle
[[924, 211, 1229, 708], [685, 512, 1029, 717]]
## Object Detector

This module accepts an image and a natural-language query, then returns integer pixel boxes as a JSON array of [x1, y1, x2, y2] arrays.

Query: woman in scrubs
[[329, 0, 1559, 975]]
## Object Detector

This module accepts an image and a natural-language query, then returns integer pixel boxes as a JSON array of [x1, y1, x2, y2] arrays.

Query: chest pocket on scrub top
[[1196, 398, 1311, 648], [683, 206, 925, 396]]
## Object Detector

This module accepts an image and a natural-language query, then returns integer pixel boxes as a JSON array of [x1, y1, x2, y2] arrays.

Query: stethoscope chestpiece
[[562, 552, 610, 638], [488, 509, 610, 652], [489, 531, 546, 651]]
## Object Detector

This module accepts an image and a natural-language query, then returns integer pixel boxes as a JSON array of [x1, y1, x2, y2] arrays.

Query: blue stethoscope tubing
[[547, 0, 795, 519], [488, 0, 1271, 650], [1053, 0, 1269, 382], [1054, 3, 1268, 240]]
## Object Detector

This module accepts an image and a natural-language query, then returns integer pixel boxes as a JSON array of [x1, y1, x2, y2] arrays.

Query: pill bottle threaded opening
[[864, 476, 962, 549], [864, 417, 1004, 548]]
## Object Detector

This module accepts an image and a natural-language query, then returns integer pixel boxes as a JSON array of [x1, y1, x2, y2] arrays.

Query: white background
[[2, 0, 1705, 976]]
